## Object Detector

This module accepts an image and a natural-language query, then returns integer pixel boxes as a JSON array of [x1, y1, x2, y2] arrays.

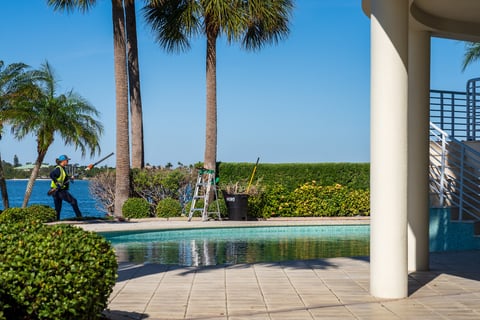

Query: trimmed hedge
[[0, 222, 117, 320], [218, 162, 370, 192]]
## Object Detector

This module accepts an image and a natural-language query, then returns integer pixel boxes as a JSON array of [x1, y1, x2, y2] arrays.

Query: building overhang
[[362, 0, 480, 42]]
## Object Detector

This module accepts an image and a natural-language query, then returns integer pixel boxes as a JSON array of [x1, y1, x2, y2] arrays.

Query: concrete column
[[369, 0, 409, 299], [407, 27, 431, 272]]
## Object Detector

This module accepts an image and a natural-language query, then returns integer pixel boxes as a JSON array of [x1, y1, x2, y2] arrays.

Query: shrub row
[[121, 181, 369, 220], [122, 197, 183, 218], [93, 163, 371, 218]]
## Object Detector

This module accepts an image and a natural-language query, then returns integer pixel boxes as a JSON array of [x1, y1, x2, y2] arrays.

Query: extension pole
[[246, 157, 260, 192]]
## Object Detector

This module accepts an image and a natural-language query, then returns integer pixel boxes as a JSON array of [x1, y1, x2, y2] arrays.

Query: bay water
[[0, 179, 105, 219]]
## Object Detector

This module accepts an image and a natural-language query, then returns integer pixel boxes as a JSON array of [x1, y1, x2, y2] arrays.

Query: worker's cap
[[58, 155, 71, 161]]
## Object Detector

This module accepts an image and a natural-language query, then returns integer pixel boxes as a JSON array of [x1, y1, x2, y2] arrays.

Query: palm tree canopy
[[462, 42, 480, 71], [0, 61, 104, 158], [0, 61, 31, 108], [0, 61, 33, 138], [46, 0, 97, 13], [144, 0, 293, 53], [242, 0, 293, 51]]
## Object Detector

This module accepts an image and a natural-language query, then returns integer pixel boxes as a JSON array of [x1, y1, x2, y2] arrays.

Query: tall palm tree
[[0, 61, 103, 207], [462, 42, 480, 71], [111, 0, 132, 215], [144, 0, 293, 172], [0, 60, 32, 209], [126, 0, 145, 169], [47, 0, 144, 214]]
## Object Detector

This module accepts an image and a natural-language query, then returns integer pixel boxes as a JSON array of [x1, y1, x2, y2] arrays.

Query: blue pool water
[[103, 225, 370, 266]]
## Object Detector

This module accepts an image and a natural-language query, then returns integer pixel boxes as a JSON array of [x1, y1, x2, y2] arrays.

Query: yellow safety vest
[[50, 165, 67, 189]]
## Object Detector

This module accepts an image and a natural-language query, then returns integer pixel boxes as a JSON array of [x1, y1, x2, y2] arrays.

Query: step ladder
[[188, 168, 221, 221]]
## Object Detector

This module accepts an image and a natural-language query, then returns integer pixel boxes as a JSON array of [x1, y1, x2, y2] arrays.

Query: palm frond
[[462, 42, 480, 71]]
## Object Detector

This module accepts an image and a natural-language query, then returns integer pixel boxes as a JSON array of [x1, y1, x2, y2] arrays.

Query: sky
[[1, 1, 480, 168]]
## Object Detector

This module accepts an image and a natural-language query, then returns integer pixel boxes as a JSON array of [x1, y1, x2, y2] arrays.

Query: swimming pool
[[102, 225, 370, 266]]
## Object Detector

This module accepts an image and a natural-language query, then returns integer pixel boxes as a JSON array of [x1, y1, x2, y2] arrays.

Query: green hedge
[[0, 222, 117, 320], [217, 162, 369, 192]]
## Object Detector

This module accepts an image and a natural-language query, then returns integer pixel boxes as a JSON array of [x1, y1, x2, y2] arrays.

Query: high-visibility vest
[[50, 165, 67, 189]]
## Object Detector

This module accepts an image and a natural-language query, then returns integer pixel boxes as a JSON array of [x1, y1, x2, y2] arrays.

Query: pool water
[[102, 225, 370, 267]]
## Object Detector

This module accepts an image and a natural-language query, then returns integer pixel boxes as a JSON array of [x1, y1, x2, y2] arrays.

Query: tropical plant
[[0, 61, 103, 207], [462, 42, 480, 71], [46, 0, 144, 216], [126, 0, 145, 169], [0, 60, 32, 209], [112, 0, 132, 216], [144, 0, 294, 173]]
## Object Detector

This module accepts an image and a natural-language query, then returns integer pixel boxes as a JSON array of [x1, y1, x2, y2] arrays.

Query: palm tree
[[47, 0, 144, 214], [144, 0, 293, 172], [126, 0, 145, 169], [462, 42, 480, 71], [111, 0, 131, 215], [0, 60, 32, 209], [0, 61, 103, 207]]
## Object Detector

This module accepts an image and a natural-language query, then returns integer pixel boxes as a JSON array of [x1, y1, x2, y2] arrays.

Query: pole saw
[[86, 152, 114, 170], [246, 157, 260, 193]]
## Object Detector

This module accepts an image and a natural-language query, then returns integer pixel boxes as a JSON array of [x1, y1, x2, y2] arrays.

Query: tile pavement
[[76, 219, 480, 320]]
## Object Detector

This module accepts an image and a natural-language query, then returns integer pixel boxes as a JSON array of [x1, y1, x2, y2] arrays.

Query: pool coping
[[70, 216, 370, 233]]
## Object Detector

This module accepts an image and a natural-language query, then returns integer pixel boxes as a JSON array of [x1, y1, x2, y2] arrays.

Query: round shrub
[[156, 197, 182, 218], [0, 222, 117, 319], [0, 205, 56, 224], [122, 197, 151, 218]]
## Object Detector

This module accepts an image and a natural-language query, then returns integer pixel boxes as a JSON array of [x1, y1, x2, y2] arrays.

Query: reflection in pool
[[102, 225, 369, 267]]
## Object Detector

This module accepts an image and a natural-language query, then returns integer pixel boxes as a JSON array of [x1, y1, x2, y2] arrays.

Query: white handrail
[[430, 121, 480, 221]]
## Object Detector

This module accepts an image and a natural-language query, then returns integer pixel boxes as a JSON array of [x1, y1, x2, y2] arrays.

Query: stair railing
[[430, 122, 480, 221]]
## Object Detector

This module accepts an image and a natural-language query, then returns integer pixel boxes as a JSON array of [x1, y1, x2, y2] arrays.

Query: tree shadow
[[102, 309, 147, 320], [116, 251, 480, 299]]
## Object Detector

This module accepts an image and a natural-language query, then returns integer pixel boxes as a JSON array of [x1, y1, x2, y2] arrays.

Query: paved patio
[[77, 219, 480, 320]]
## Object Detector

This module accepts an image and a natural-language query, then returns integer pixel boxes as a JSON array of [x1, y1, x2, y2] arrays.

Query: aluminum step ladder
[[188, 168, 221, 221]]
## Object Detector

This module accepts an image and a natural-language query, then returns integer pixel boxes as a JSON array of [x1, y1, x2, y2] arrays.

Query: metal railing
[[429, 122, 480, 221], [430, 89, 468, 140]]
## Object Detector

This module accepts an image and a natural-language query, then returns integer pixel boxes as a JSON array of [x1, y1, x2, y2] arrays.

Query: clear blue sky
[[1, 1, 479, 167]]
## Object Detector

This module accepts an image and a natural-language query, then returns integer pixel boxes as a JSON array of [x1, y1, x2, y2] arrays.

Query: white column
[[370, 0, 409, 299], [407, 28, 430, 272]]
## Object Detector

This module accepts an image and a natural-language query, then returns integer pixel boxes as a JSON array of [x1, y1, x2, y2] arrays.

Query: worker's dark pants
[[53, 189, 82, 220]]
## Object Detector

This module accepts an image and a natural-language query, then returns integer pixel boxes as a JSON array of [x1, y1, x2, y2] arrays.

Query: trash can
[[222, 192, 249, 221]]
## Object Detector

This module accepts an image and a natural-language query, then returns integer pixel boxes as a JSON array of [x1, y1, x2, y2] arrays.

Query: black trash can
[[223, 192, 249, 221]]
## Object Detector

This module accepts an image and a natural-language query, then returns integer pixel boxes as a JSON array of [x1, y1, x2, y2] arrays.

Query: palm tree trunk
[[112, 0, 131, 216], [125, 0, 144, 169], [22, 151, 46, 208], [0, 154, 9, 209], [204, 30, 218, 172]]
